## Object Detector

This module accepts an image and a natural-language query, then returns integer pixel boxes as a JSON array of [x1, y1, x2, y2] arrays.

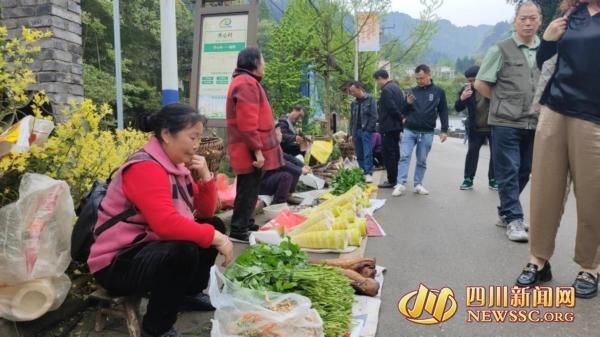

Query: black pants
[[231, 169, 262, 234], [260, 171, 298, 204], [464, 130, 494, 180], [382, 131, 401, 184], [94, 217, 226, 336]]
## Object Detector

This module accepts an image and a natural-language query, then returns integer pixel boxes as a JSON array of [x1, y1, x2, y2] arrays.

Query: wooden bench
[[90, 287, 142, 337]]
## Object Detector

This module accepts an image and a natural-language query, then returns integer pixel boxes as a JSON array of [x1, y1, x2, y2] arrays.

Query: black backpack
[[70, 152, 153, 264]]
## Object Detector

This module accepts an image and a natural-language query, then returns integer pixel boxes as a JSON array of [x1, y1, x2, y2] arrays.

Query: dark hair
[[415, 64, 431, 74], [136, 103, 207, 141], [464, 66, 480, 78], [349, 81, 365, 90], [372, 69, 389, 80], [293, 105, 304, 112], [237, 47, 262, 71]]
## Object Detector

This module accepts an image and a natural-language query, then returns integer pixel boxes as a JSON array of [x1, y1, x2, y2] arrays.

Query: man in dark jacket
[[260, 127, 311, 204], [348, 81, 378, 183], [277, 105, 305, 156], [455, 66, 497, 191], [393, 64, 449, 197], [373, 69, 405, 188]]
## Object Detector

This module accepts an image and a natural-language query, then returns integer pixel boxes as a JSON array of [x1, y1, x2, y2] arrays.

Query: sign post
[[190, 1, 258, 128]]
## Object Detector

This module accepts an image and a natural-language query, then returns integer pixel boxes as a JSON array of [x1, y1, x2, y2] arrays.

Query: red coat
[[226, 69, 284, 174]]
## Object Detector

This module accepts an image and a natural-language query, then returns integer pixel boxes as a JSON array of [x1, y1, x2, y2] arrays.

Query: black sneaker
[[248, 219, 259, 232], [229, 231, 250, 243], [180, 293, 215, 312], [573, 271, 599, 299], [378, 181, 395, 189]]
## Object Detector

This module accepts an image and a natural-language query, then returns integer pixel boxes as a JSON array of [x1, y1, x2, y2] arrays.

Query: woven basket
[[197, 137, 224, 172], [338, 141, 354, 159]]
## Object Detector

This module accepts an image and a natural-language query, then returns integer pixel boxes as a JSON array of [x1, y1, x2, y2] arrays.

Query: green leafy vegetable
[[330, 167, 366, 195], [224, 239, 354, 337]]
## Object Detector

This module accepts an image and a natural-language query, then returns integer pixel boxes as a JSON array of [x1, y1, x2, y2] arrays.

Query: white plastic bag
[[0, 116, 55, 158], [0, 173, 75, 321], [208, 266, 324, 337]]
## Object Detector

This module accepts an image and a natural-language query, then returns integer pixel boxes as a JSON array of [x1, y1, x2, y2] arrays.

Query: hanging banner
[[357, 12, 380, 52], [198, 15, 248, 119]]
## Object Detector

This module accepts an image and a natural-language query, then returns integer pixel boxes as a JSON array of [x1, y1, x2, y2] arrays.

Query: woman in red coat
[[226, 47, 283, 242]]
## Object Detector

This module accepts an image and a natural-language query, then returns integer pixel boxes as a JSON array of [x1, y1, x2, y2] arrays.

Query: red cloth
[[226, 68, 284, 174], [122, 161, 216, 248]]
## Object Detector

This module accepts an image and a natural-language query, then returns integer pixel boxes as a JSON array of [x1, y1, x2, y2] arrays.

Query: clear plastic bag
[[0, 173, 75, 321], [208, 266, 324, 337]]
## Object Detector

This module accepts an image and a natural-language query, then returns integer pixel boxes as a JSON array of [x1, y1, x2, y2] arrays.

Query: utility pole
[[160, 0, 179, 106], [113, 0, 124, 129]]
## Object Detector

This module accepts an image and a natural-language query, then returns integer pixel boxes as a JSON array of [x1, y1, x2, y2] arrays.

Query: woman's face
[[161, 122, 204, 165]]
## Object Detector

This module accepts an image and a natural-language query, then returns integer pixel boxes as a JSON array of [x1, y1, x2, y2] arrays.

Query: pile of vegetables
[[288, 185, 376, 250], [225, 240, 355, 337], [330, 168, 366, 196]]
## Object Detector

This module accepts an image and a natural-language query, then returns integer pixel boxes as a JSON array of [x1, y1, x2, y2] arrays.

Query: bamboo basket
[[197, 137, 224, 172]]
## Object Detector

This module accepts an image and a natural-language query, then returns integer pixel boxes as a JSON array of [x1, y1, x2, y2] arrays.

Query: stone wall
[[1, 0, 83, 115]]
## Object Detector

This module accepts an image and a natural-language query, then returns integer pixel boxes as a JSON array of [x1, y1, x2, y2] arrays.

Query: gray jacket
[[349, 94, 378, 135], [489, 39, 541, 130]]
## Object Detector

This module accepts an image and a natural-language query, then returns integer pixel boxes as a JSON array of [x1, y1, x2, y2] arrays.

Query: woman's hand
[[543, 17, 568, 41], [212, 232, 233, 267], [188, 155, 211, 181]]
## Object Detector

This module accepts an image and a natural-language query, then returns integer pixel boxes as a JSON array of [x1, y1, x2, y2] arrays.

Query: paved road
[[369, 137, 600, 337]]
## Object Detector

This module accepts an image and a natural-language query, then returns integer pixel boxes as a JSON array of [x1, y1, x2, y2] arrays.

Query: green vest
[[489, 39, 540, 130]]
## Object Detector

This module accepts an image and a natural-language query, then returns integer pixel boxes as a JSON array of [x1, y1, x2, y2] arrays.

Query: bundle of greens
[[225, 240, 355, 337], [330, 168, 366, 195]]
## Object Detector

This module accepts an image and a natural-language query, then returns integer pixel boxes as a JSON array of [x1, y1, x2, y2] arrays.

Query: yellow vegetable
[[347, 228, 361, 246], [291, 230, 349, 250]]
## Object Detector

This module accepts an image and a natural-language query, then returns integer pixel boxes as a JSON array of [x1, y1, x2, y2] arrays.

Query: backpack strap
[[93, 151, 156, 237]]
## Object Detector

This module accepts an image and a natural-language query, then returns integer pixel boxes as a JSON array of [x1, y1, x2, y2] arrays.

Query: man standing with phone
[[393, 64, 449, 197], [455, 66, 497, 191], [373, 69, 405, 188]]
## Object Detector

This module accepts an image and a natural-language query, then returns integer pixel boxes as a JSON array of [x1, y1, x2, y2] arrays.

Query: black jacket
[[405, 83, 449, 133], [277, 116, 297, 149], [349, 94, 378, 135], [377, 81, 405, 132], [454, 88, 490, 132]]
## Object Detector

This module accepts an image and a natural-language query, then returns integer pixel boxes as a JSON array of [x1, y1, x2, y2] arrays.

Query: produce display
[[288, 185, 376, 250], [224, 240, 355, 337], [329, 168, 366, 196]]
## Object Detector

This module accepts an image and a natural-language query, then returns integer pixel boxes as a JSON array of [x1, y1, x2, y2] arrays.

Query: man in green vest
[[475, 1, 542, 243]]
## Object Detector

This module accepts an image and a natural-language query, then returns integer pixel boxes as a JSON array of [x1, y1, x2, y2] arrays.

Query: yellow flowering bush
[[0, 26, 53, 130], [0, 99, 148, 207]]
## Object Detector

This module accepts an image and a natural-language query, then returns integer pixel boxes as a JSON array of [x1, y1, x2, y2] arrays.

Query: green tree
[[81, 0, 193, 116], [262, 7, 314, 118]]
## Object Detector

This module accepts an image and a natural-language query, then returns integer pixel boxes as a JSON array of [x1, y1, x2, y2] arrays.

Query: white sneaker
[[414, 184, 429, 195], [392, 184, 406, 197], [506, 220, 529, 242], [364, 174, 373, 183]]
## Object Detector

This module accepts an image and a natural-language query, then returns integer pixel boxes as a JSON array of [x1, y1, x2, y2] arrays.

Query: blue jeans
[[397, 129, 434, 187], [491, 126, 535, 223], [352, 128, 373, 175]]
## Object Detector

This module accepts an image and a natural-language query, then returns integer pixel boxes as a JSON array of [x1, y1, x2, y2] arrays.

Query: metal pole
[[160, 0, 179, 106], [354, 11, 359, 81], [113, 0, 124, 129]]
